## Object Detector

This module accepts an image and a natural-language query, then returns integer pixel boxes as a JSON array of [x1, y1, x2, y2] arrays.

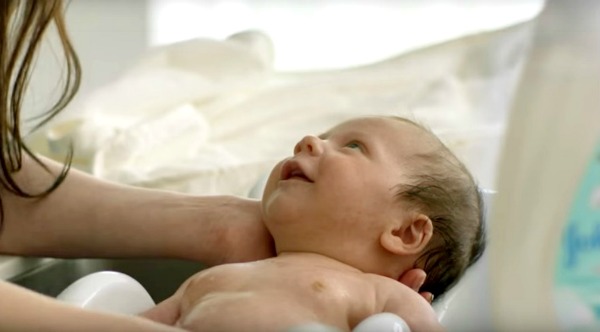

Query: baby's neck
[[271, 251, 415, 281], [272, 252, 363, 274]]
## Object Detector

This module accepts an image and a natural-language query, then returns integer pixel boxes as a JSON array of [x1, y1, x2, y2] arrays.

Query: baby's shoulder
[[183, 262, 258, 288], [364, 273, 416, 296], [365, 275, 441, 331]]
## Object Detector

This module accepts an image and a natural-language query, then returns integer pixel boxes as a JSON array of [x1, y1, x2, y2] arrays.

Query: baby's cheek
[[262, 162, 284, 200], [260, 161, 288, 221]]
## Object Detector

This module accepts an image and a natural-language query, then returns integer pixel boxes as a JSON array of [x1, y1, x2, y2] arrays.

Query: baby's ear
[[380, 213, 433, 256]]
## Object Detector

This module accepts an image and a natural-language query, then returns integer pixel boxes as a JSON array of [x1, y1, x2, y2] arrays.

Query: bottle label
[[555, 138, 600, 328]]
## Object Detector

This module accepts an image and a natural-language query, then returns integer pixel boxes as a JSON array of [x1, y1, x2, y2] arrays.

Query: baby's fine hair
[[391, 116, 486, 301]]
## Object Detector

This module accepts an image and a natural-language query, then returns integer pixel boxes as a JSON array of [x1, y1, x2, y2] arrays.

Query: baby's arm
[[379, 281, 444, 332], [139, 277, 193, 326], [140, 296, 181, 326]]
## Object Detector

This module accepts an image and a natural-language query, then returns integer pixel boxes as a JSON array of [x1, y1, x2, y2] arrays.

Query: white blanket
[[44, 24, 534, 195]]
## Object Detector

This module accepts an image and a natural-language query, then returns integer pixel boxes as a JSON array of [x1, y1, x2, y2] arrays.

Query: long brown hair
[[0, 0, 79, 221]]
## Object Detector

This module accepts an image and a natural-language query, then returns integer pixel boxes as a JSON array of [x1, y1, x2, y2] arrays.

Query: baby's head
[[261, 116, 485, 300]]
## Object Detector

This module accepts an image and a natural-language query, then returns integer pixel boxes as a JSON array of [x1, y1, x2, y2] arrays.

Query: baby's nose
[[294, 135, 323, 156]]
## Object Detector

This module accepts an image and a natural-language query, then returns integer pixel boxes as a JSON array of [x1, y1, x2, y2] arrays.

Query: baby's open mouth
[[281, 160, 313, 183]]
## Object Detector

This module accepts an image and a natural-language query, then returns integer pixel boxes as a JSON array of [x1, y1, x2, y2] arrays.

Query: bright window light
[[148, 0, 544, 71]]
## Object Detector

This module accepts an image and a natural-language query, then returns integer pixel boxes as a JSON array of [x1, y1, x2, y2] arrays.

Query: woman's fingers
[[420, 291, 434, 304], [398, 269, 434, 304], [397, 268, 426, 292]]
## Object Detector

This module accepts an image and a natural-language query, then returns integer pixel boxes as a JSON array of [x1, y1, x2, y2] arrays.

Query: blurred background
[[26, 0, 545, 193], [26, 0, 543, 120]]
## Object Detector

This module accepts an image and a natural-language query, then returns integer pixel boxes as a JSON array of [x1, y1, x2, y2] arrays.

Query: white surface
[[57, 271, 155, 315], [353, 313, 411, 332]]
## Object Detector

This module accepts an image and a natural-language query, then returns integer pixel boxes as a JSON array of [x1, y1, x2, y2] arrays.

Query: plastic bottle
[[489, 0, 600, 331]]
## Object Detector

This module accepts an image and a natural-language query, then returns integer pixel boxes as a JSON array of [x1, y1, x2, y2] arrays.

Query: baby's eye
[[345, 141, 363, 151]]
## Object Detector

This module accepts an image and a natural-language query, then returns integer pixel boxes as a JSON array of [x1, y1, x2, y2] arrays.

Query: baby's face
[[261, 117, 437, 256]]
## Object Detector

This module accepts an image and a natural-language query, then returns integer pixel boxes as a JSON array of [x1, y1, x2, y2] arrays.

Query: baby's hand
[[397, 269, 434, 304]]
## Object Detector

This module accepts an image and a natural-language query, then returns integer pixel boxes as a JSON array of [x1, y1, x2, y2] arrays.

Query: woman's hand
[[397, 268, 435, 304], [196, 197, 275, 265]]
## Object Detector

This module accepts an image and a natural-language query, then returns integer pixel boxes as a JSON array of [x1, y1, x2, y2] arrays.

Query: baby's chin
[[261, 199, 308, 228]]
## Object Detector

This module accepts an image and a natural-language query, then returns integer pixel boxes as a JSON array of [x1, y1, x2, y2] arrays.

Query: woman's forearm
[[0, 155, 272, 264], [0, 280, 183, 332]]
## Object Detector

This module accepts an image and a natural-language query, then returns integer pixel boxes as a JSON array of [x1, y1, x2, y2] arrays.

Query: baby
[[141, 116, 485, 332]]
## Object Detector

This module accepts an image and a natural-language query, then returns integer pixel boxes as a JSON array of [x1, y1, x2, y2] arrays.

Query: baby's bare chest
[[178, 263, 378, 331]]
